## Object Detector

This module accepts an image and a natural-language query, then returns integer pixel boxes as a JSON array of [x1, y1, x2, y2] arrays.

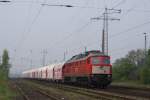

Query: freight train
[[22, 50, 112, 88]]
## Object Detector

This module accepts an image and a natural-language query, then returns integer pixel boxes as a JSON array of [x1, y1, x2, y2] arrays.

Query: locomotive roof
[[66, 50, 105, 63]]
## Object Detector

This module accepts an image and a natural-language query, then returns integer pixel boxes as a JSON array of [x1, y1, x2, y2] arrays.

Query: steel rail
[[15, 80, 60, 100], [15, 84, 30, 100], [34, 88, 60, 100], [26, 80, 145, 100]]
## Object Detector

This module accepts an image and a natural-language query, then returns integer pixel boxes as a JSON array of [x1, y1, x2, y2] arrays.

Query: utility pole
[[84, 46, 87, 52], [91, 8, 121, 55], [20, 57, 23, 64], [63, 52, 66, 61], [42, 49, 47, 66], [0, 56, 1, 64], [63, 50, 68, 61], [143, 33, 147, 56], [30, 50, 32, 67]]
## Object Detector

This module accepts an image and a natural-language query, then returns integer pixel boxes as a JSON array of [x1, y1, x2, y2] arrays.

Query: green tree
[[0, 49, 10, 78], [139, 49, 150, 84], [2, 49, 9, 66], [126, 49, 145, 67], [113, 58, 136, 80], [139, 67, 150, 84], [145, 49, 150, 67], [148, 49, 150, 55], [113, 49, 145, 81], [113, 48, 150, 84]]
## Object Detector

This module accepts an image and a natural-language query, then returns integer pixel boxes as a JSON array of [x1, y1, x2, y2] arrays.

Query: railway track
[[12, 79, 150, 100], [51, 83, 149, 100], [24, 79, 150, 100], [54, 84, 137, 100], [14, 80, 60, 100], [104, 85, 150, 99]]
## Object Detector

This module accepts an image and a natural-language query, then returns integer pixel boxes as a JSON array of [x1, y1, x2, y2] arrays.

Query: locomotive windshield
[[91, 57, 101, 64], [104, 58, 110, 64], [91, 57, 110, 65]]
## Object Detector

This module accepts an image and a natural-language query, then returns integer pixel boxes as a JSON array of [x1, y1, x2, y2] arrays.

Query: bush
[[112, 58, 136, 81], [112, 49, 150, 84], [139, 67, 150, 84]]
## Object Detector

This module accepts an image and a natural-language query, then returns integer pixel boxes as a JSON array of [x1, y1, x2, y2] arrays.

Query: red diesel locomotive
[[22, 50, 112, 88], [63, 50, 112, 87]]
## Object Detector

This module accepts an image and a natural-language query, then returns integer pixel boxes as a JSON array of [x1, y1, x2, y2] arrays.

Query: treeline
[[0, 49, 10, 80], [113, 49, 150, 84]]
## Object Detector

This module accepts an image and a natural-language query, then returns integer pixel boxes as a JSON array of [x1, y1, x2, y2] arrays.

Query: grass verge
[[112, 80, 150, 89], [0, 71, 16, 100]]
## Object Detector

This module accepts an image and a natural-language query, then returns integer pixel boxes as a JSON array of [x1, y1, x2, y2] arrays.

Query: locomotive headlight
[[91, 74, 94, 77], [107, 75, 111, 78]]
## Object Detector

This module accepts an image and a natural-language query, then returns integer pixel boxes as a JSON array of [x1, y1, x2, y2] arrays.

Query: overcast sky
[[0, 0, 149, 75]]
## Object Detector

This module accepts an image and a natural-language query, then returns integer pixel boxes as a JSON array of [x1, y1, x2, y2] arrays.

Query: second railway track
[[14, 80, 60, 100]]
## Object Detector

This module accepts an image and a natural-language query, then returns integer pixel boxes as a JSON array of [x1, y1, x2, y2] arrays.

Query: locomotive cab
[[63, 50, 112, 88], [89, 55, 112, 87]]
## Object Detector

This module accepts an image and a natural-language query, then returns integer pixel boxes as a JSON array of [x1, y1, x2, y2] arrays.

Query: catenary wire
[[48, 21, 92, 49], [112, 0, 126, 8], [14, 0, 47, 62], [110, 20, 150, 39]]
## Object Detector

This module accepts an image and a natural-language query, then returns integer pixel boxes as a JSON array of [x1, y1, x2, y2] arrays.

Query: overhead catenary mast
[[143, 33, 148, 56], [30, 50, 32, 67], [42, 49, 48, 66], [92, 8, 121, 55]]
